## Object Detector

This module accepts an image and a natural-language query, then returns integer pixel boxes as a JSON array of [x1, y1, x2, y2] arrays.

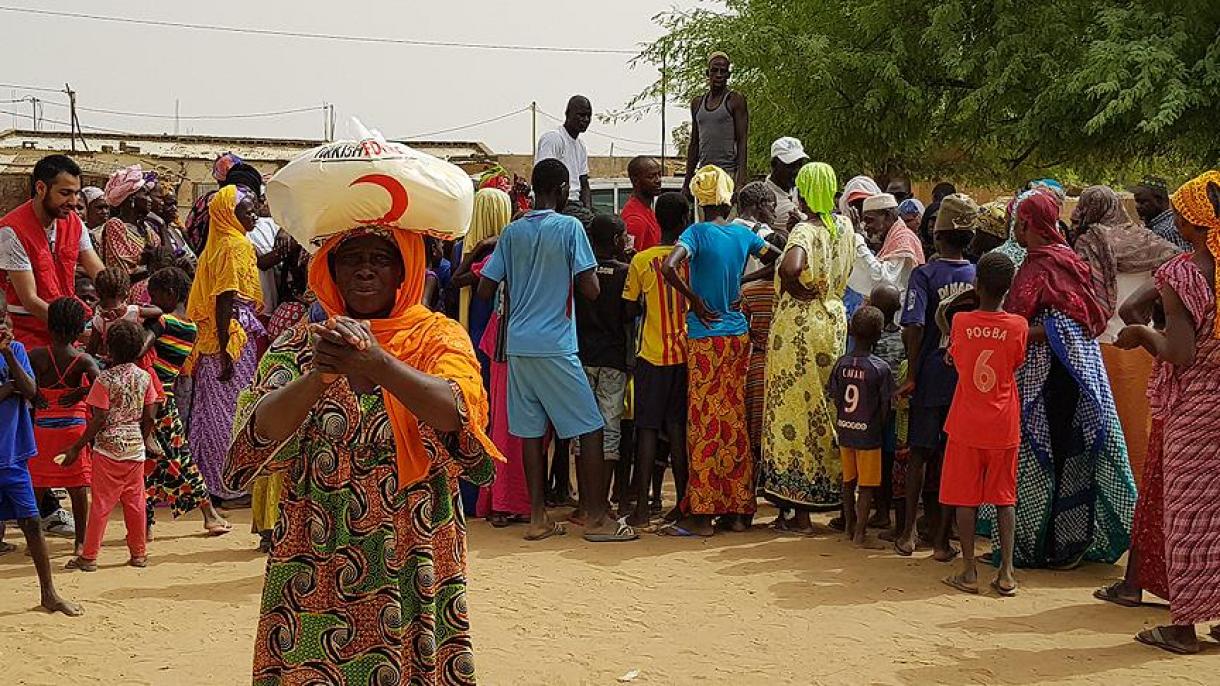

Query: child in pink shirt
[[65, 319, 161, 571]]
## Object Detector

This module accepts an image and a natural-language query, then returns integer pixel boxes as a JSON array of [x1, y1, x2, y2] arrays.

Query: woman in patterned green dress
[[224, 226, 498, 685]]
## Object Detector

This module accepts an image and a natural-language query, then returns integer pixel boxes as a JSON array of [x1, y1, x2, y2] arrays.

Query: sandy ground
[[1, 504, 1218, 685]]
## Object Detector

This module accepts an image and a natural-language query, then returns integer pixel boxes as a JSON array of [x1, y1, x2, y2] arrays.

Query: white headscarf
[[838, 175, 882, 217]]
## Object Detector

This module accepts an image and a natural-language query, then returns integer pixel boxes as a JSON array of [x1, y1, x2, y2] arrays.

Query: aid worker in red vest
[[0, 155, 105, 348]]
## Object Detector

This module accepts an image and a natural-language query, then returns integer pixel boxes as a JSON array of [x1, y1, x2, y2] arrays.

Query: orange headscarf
[[1170, 170, 1220, 339], [308, 227, 502, 490]]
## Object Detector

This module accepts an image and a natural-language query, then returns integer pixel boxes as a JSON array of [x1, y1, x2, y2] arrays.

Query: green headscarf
[[795, 162, 838, 240]]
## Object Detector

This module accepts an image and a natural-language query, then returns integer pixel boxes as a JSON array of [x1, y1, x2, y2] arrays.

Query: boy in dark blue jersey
[[829, 306, 893, 549], [894, 194, 978, 559]]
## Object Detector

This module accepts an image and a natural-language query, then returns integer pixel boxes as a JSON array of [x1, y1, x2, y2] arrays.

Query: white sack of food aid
[[267, 120, 473, 252]]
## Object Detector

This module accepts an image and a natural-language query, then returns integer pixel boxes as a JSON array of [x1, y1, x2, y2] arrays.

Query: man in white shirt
[[766, 137, 807, 231], [536, 95, 592, 208], [248, 203, 290, 316]]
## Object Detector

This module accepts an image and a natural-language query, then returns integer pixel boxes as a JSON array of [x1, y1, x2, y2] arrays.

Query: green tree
[[630, 0, 1220, 186]]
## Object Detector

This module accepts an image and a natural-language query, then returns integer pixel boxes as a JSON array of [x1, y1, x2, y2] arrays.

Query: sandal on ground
[[893, 539, 916, 557], [656, 523, 709, 538], [66, 557, 97, 572], [584, 519, 638, 543], [991, 579, 1018, 597], [942, 573, 979, 595], [489, 513, 529, 528], [0, 542, 16, 555], [933, 547, 961, 563], [772, 518, 816, 537], [1094, 582, 1141, 608], [128, 557, 148, 568], [523, 521, 566, 542], [1136, 627, 1199, 655], [1209, 625, 1220, 643]]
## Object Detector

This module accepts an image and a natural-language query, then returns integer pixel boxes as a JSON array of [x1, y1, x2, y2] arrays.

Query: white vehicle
[[589, 177, 684, 215]]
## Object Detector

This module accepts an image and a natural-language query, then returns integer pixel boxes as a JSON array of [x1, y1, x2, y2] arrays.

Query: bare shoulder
[[729, 90, 748, 108]]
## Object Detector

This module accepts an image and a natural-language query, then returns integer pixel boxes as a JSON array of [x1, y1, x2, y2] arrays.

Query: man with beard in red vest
[[0, 155, 105, 348]]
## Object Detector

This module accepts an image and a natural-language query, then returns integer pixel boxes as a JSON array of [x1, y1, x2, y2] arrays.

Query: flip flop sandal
[[933, 548, 961, 563], [66, 558, 97, 572], [523, 521, 566, 542], [128, 557, 148, 568], [206, 523, 232, 536], [991, 579, 1018, 597], [893, 540, 916, 557], [942, 574, 980, 595], [1136, 627, 1199, 655], [488, 514, 513, 528], [1093, 582, 1141, 608], [0, 542, 16, 555], [584, 519, 639, 543], [656, 523, 708, 538]]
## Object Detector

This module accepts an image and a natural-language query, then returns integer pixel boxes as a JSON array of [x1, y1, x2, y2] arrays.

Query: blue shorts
[[507, 354, 604, 440], [0, 464, 39, 521]]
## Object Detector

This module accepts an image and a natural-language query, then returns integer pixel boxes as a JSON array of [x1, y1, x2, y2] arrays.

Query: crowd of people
[[0, 51, 1218, 682]]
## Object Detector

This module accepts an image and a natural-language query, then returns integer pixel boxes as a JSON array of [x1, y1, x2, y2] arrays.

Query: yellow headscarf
[[795, 162, 839, 240], [459, 187, 512, 329], [1170, 170, 1220, 338], [691, 164, 734, 208], [185, 185, 263, 362]]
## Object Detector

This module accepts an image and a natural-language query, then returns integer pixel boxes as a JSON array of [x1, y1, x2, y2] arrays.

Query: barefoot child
[[829, 306, 894, 548], [66, 319, 161, 571], [940, 252, 1026, 596], [869, 283, 905, 532], [144, 267, 230, 538], [27, 297, 100, 556], [0, 291, 80, 615]]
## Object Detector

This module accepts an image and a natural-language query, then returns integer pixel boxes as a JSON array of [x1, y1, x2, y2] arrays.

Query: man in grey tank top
[[683, 52, 750, 198]]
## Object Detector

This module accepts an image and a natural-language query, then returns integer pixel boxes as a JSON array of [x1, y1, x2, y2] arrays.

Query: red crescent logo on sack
[[349, 174, 409, 224]]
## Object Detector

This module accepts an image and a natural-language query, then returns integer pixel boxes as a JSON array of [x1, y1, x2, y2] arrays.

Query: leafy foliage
[[628, 0, 1220, 186]]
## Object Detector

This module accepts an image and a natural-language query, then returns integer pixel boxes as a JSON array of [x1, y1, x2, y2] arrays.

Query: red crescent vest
[[0, 200, 82, 348]]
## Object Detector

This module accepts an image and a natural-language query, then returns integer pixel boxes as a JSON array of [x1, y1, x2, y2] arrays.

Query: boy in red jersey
[[940, 252, 1028, 596]]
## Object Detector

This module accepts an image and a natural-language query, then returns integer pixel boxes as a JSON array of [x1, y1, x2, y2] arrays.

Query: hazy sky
[[2, 0, 702, 155]]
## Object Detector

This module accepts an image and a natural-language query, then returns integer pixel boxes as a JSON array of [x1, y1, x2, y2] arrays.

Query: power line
[[399, 107, 531, 139], [538, 109, 657, 147], [0, 109, 135, 135], [37, 99, 326, 121], [0, 6, 637, 55], [0, 82, 63, 94]]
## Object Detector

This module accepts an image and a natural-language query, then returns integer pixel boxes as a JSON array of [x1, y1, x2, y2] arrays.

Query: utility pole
[[660, 52, 668, 176], [63, 84, 88, 152], [530, 101, 537, 162], [322, 102, 336, 141], [24, 96, 40, 131], [174, 98, 180, 135]]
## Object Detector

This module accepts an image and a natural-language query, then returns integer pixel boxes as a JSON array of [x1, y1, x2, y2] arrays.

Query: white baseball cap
[[770, 137, 807, 165]]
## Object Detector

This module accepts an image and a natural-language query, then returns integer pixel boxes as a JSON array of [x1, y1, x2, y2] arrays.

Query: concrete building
[[0, 129, 496, 214]]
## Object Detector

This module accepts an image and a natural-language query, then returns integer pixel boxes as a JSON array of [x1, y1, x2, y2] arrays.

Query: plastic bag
[[267, 119, 473, 253]]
